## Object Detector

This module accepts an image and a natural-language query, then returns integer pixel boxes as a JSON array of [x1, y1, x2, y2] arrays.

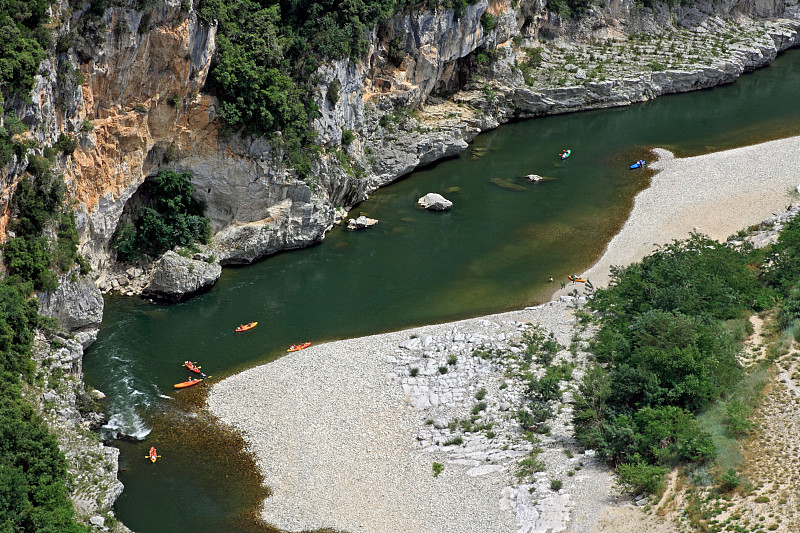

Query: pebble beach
[[207, 135, 800, 533]]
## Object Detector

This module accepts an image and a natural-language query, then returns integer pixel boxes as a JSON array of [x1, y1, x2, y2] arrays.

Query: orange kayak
[[287, 342, 311, 352], [174, 378, 204, 389], [183, 361, 202, 374], [568, 275, 587, 283], [235, 321, 257, 332], [148, 446, 158, 463]]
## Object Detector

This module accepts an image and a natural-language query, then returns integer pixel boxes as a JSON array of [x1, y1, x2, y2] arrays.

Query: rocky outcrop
[[347, 215, 379, 230], [28, 333, 130, 532], [142, 250, 221, 301], [417, 192, 454, 211], [36, 271, 104, 349]]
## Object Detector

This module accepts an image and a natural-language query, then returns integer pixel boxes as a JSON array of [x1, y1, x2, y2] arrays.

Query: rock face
[[417, 193, 453, 211], [36, 272, 104, 349], [142, 250, 222, 301], [29, 333, 130, 532]]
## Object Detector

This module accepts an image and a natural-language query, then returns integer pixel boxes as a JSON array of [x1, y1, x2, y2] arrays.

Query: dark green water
[[85, 49, 800, 533]]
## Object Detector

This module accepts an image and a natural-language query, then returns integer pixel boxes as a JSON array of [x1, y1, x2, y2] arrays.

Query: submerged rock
[[417, 193, 453, 211], [142, 251, 222, 302]]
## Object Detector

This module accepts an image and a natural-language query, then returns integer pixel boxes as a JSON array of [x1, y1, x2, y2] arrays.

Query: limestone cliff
[[8, 0, 800, 288]]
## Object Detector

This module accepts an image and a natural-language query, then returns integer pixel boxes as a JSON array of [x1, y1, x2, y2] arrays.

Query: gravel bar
[[208, 135, 800, 533]]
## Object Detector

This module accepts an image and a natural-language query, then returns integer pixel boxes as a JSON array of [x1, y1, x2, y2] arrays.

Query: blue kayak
[[630, 160, 646, 169]]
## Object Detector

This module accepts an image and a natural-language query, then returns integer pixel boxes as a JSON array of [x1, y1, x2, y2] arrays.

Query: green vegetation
[[195, 0, 481, 173], [0, 0, 54, 100], [0, 280, 88, 532], [572, 230, 798, 494], [2, 158, 87, 291], [111, 169, 211, 262]]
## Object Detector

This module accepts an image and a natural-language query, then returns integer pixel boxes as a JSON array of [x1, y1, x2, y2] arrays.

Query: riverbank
[[207, 134, 800, 532]]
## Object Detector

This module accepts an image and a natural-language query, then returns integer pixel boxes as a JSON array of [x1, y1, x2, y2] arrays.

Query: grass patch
[[696, 365, 769, 474]]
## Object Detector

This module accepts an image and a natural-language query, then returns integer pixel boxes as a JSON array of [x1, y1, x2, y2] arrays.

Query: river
[[84, 48, 800, 533]]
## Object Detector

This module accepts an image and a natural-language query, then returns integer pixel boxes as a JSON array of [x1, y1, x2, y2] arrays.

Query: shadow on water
[[86, 48, 800, 533]]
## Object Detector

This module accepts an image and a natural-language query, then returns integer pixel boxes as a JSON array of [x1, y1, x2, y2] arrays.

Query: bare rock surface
[[417, 192, 453, 211], [142, 250, 221, 301]]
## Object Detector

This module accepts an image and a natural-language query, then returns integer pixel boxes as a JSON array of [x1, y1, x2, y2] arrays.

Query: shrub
[[432, 462, 444, 477], [550, 479, 563, 491], [54, 133, 78, 155], [341, 128, 355, 145], [471, 402, 487, 415], [480, 12, 497, 33], [327, 79, 340, 107], [387, 38, 405, 67], [724, 399, 754, 437], [719, 468, 742, 491], [617, 458, 667, 495]]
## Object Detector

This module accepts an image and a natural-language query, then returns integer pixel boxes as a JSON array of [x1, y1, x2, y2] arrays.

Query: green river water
[[84, 49, 800, 533]]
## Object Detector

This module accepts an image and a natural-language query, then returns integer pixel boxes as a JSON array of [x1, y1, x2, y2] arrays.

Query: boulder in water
[[347, 215, 379, 230], [417, 193, 453, 211]]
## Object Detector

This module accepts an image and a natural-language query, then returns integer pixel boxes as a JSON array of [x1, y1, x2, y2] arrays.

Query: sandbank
[[208, 135, 800, 533]]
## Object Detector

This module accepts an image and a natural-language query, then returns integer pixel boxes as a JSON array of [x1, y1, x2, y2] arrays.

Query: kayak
[[630, 160, 646, 169], [148, 446, 158, 463], [235, 321, 257, 332], [560, 149, 571, 160], [183, 361, 202, 374], [174, 378, 204, 389], [287, 342, 312, 352], [568, 274, 587, 283]]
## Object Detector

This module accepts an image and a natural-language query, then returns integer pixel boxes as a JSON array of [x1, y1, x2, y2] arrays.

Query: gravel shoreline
[[208, 135, 800, 533]]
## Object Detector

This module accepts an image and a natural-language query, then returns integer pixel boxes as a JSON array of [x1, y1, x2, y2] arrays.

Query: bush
[[341, 128, 355, 145], [327, 79, 340, 107], [617, 458, 667, 495], [719, 468, 742, 491], [550, 479, 562, 491], [54, 133, 78, 155], [480, 12, 497, 33]]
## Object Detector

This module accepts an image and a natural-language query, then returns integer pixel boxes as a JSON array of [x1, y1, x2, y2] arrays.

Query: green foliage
[[326, 78, 340, 107], [591, 234, 764, 328], [549, 478, 562, 491], [0, 279, 87, 532], [522, 324, 563, 367], [3, 170, 83, 289], [574, 232, 774, 492], [719, 468, 742, 491], [432, 462, 443, 477], [480, 11, 496, 33], [723, 399, 753, 437], [617, 457, 667, 495], [0, 0, 54, 100], [387, 37, 405, 67], [111, 169, 211, 261], [54, 133, 78, 155], [2, 236, 57, 291], [341, 128, 354, 145]]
